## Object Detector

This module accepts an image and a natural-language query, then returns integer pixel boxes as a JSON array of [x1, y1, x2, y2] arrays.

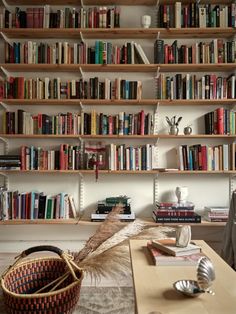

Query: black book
[[153, 211, 201, 223], [38, 195, 47, 219], [154, 39, 164, 64]]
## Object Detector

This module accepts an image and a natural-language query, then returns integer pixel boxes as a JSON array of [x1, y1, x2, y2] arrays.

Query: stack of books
[[153, 201, 201, 223], [0, 155, 21, 170], [147, 238, 203, 266], [91, 196, 135, 221], [202, 206, 229, 222]]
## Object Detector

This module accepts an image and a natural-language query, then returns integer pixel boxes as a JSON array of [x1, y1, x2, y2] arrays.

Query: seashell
[[197, 256, 215, 290], [173, 280, 203, 297]]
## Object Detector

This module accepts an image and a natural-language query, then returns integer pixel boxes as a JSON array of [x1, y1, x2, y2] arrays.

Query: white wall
[[0, 4, 231, 253]]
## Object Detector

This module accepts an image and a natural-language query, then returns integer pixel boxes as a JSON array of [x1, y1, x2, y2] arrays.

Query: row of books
[[3, 110, 156, 136], [20, 145, 82, 171], [2, 6, 120, 29], [154, 39, 236, 65], [0, 190, 77, 221], [107, 143, 158, 171], [157, 3, 236, 28], [156, 74, 236, 100], [177, 144, 235, 171], [5, 40, 149, 65], [2, 77, 142, 100], [18, 142, 158, 171], [204, 108, 236, 135]]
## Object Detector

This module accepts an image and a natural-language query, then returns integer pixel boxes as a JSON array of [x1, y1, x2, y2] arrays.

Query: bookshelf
[[0, 1, 233, 256]]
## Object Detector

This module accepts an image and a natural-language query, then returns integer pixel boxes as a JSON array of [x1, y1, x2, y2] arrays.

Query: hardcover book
[[147, 241, 204, 266], [151, 238, 201, 257]]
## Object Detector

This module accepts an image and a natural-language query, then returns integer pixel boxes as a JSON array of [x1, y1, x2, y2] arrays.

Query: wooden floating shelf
[[1, 63, 235, 72], [0, 134, 235, 139], [0, 217, 226, 226], [0, 170, 234, 174], [1, 99, 236, 106], [4, 0, 233, 5], [0, 219, 79, 225], [1, 28, 235, 39]]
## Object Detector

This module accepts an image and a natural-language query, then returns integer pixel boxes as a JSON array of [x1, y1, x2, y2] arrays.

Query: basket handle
[[1, 245, 82, 282], [22, 245, 63, 257]]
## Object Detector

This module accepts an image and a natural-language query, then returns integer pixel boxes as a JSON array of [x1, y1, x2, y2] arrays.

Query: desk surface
[[129, 239, 236, 314]]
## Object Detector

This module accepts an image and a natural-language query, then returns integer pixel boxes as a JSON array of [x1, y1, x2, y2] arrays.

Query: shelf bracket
[[79, 66, 84, 79], [153, 102, 160, 135], [0, 173, 9, 190], [79, 100, 84, 111], [0, 66, 10, 78], [153, 173, 159, 206], [0, 101, 8, 110], [156, 31, 160, 40], [155, 66, 160, 79], [79, 172, 84, 214], [79, 31, 84, 43], [0, 31, 11, 44], [0, 137, 9, 154]]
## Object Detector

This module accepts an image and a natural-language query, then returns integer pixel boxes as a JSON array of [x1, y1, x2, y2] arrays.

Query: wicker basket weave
[[1, 245, 83, 314]]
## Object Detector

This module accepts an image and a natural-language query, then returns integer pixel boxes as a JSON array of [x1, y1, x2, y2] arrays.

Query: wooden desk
[[129, 239, 236, 314]]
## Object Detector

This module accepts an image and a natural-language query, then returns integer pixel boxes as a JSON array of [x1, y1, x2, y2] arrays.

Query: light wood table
[[129, 239, 236, 314]]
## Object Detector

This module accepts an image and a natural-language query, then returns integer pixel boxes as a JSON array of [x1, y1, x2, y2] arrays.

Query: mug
[[141, 15, 151, 28], [175, 225, 191, 247]]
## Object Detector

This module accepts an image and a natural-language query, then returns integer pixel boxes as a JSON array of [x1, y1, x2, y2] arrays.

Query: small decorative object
[[173, 256, 216, 297], [184, 125, 193, 135], [166, 115, 182, 135], [175, 225, 191, 248], [175, 186, 188, 204], [141, 15, 151, 28]]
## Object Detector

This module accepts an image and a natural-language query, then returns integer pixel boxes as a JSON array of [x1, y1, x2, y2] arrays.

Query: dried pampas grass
[[79, 245, 130, 283], [74, 206, 123, 263]]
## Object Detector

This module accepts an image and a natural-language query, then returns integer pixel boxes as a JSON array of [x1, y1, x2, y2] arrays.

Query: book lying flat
[[151, 238, 201, 257], [147, 242, 204, 266], [91, 212, 135, 221]]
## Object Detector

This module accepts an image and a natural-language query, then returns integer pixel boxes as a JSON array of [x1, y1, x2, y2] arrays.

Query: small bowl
[[173, 280, 204, 297]]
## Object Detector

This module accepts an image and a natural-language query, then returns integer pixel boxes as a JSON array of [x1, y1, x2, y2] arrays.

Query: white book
[[199, 7, 206, 28], [43, 5, 50, 28], [136, 43, 150, 64], [151, 145, 159, 169], [223, 144, 229, 171], [175, 2, 181, 28], [91, 212, 135, 221]]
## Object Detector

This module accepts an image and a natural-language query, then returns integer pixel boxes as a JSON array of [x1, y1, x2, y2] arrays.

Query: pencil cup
[[175, 225, 191, 247]]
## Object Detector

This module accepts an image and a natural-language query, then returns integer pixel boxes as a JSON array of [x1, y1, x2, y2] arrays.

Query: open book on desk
[[151, 238, 201, 257]]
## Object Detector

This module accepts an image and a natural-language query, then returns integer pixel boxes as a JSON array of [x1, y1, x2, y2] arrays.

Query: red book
[[33, 8, 40, 28], [20, 146, 26, 170], [26, 8, 34, 28], [217, 107, 224, 134], [154, 209, 195, 217], [201, 145, 207, 170]]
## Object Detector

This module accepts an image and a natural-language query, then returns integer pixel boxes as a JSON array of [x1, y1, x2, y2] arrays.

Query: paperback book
[[151, 238, 201, 257]]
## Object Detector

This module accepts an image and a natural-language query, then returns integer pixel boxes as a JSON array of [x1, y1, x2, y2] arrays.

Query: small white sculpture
[[175, 186, 188, 204], [141, 15, 151, 28], [176, 225, 191, 247]]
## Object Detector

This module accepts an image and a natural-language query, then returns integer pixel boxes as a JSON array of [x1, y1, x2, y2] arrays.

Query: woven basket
[[1, 245, 83, 314]]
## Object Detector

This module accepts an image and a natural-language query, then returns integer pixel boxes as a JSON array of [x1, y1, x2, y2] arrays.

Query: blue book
[[95, 41, 100, 64]]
